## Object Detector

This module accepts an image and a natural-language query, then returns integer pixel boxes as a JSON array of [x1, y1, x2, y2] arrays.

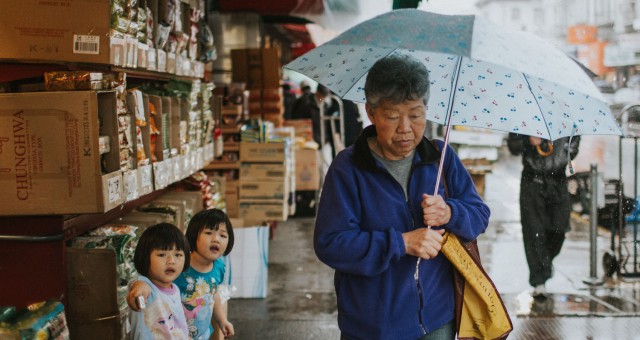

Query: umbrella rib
[[523, 74, 553, 140]]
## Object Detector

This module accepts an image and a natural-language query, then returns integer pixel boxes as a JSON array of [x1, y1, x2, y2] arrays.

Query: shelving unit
[[0, 188, 167, 308], [0, 56, 212, 311], [202, 94, 246, 218]]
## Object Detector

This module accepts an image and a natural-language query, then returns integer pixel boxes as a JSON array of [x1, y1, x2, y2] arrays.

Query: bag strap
[[431, 139, 482, 335]]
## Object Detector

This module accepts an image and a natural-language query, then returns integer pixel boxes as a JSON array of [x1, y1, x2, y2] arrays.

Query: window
[[534, 8, 545, 25], [511, 8, 521, 21]]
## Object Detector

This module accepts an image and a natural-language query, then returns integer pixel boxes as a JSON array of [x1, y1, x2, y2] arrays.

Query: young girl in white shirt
[[129, 223, 191, 340]]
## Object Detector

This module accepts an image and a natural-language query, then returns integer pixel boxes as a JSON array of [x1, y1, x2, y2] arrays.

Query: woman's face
[[366, 98, 426, 160]]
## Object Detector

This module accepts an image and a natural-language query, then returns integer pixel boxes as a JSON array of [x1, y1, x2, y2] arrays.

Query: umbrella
[[285, 10, 621, 138], [284, 8, 621, 191]]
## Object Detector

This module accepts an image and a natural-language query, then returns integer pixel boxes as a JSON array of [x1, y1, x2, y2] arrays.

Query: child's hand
[[221, 320, 235, 338], [127, 281, 151, 311]]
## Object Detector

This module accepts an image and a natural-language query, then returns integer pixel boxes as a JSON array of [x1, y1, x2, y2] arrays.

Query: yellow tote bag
[[441, 232, 513, 340]]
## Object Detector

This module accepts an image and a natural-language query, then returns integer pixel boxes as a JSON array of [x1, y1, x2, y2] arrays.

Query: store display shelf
[[62, 187, 169, 241], [221, 126, 242, 134], [0, 60, 200, 83], [223, 142, 240, 151], [202, 161, 240, 170]]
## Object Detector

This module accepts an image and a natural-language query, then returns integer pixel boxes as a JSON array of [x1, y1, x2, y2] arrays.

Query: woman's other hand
[[421, 193, 451, 227], [402, 227, 445, 260]]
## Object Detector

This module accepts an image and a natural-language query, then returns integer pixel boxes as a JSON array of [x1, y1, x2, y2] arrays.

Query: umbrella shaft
[[433, 56, 463, 196]]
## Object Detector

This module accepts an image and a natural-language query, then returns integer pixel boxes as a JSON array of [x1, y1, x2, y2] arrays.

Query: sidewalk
[[226, 145, 640, 340], [482, 146, 640, 339]]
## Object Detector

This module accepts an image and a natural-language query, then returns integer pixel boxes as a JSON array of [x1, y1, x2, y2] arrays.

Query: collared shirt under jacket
[[314, 125, 490, 340]]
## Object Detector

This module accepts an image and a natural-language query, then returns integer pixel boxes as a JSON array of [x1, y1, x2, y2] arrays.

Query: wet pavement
[[227, 144, 640, 339]]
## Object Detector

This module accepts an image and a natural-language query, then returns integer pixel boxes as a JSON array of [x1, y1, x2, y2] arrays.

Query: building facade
[[477, 0, 640, 99]]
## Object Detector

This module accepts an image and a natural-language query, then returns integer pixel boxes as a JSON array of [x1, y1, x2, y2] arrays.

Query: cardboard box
[[0, 1, 120, 65], [231, 48, 281, 90], [295, 148, 320, 191], [225, 180, 239, 218], [123, 169, 140, 202], [137, 42, 148, 69], [66, 248, 124, 339], [239, 142, 287, 163], [239, 180, 288, 200], [152, 160, 169, 190], [239, 199, 288, 223], [283, 119, 313, 142], [137, 164, 154, 196], [239, 162, 287, 180], [0, 91, 125, 215], [221, 226, 269, 298], [147, 47, 158, 71], [157, 49, 167, 73], [167, 52, 177, 74]]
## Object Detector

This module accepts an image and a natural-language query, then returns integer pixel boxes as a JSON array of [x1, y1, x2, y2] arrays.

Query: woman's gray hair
[[364, 54, 430, 108]]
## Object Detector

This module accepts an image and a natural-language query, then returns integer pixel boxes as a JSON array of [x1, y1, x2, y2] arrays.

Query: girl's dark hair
[[133, 223, 191, 276], [185, 208, 235, 256]]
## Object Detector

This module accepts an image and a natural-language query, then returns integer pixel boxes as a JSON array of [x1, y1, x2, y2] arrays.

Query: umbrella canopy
[[284, 9, 622, 141]]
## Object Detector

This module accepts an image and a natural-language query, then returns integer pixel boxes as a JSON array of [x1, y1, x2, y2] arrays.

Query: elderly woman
[[313, 54, 490, 340]]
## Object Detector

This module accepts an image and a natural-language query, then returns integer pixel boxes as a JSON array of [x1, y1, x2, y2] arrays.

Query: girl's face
[[148, 246, 185, 288], [195, 223, 229, 263]]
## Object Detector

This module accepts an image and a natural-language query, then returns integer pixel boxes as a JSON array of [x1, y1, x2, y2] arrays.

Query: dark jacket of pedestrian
[[507, 133, 580, 291]]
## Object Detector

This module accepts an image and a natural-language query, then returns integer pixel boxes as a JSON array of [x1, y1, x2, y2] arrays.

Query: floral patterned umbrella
[[284, 9, 622, 141]]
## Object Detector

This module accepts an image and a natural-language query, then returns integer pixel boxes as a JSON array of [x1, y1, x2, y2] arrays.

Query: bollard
[[583, 163, 604, 286]]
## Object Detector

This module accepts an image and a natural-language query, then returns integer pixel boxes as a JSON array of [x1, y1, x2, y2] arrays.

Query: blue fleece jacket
[[314, 126, 490, 340]]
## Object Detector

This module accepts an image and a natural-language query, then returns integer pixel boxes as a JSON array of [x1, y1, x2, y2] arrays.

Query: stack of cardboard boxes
[[0, 84, 214, 215], [231, 48, 283, 126], [0, 0, 207, 77], [283, 119, 321, 216], [238, 142, 294, 224]]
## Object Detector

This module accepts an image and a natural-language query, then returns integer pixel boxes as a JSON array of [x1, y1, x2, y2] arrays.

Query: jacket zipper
[[407, 167, 428, 335], [376, 158, 429, 335]]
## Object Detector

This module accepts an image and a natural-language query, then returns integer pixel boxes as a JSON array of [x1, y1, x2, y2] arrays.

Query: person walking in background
[[291, 83, 340, 148], [313, 54, 490, 340], [281, 82, 297, 120], [507, 134, 581, 297], [340, 99, 363, 148]]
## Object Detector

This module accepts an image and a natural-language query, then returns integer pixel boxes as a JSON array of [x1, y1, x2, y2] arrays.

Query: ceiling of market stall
[[214, 0, 389, 58]]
